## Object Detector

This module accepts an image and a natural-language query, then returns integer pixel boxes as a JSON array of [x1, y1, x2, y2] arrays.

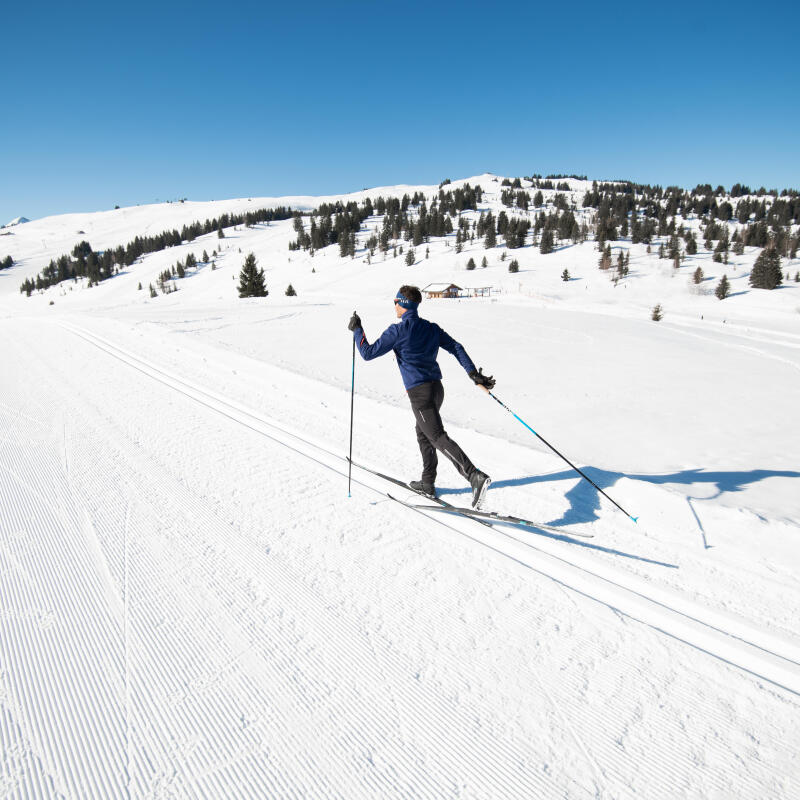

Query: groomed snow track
[[0, 316, 797, 799], [60, 321, 800, 698]]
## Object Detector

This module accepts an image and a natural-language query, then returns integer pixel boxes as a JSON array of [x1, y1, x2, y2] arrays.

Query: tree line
[[290, 185, 483, 255], [20, 206, 294, 295]]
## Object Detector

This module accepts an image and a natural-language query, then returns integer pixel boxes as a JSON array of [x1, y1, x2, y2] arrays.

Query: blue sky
[[2, 0, 798, 222]]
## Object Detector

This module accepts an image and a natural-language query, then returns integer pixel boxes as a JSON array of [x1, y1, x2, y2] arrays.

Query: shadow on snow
[[438, 466, 800, 529]]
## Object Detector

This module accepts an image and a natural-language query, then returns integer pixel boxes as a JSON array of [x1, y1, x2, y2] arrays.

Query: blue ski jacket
[[353, 308, 477, 390]]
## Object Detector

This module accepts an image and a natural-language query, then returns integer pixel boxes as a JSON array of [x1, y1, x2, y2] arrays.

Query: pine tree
[[631, 218, 642, 244], [238, 252, 268, 297], [484, 224, 496, 249], [218, 225, 225, 239], [285, 284, 297, 296], [598, 244, 611, 270], [137, 282, 142, 290], [406, 248, 415, 266], [749, 246, 782, 290], [508, 259, 519, 273], [466, 257, 476, 270], [693, 267, 704, 284], [539, 229, 554, 254], [481, 256, 488, 268], [651, 304, 663, 321], [561, 269, 570, 281], [715, 274, 730, 300]]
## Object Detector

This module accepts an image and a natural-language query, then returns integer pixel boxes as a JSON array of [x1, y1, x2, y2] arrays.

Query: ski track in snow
[[59, 321, 800, 690], [1, 315, 798, 798], [1, 321, 586, 798]]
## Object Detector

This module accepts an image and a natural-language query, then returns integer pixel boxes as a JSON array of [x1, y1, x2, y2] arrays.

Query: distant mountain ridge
[[2, 216, 30, 228]]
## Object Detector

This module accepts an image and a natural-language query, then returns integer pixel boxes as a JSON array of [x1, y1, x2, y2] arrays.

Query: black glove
[[348, 312, 362, 332], [469, 368, 495, 390]]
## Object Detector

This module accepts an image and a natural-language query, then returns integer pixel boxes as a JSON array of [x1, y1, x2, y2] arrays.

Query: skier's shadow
[[437, 476, 679, 567], [441, 466, 800, 528]]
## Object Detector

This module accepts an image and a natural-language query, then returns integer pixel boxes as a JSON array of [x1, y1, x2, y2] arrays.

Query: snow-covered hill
[[1, 175, 798, 799], [1, 216, 29, 228]]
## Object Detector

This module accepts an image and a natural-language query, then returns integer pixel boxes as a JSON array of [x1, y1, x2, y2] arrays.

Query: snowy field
[[1, 176, 799, 798]]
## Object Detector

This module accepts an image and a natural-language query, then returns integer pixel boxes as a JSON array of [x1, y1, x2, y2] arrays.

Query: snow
[[0, 175, 799, 798], [1, 217, 29, 228]]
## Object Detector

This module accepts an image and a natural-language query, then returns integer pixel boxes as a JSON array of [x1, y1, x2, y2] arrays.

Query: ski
[[405, 502, 595, 538], [347, 457, 589, 537], [346, 457, 493, 527]]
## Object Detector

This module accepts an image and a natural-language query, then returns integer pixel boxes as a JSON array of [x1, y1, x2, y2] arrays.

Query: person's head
[[394, 285, 421, 317]]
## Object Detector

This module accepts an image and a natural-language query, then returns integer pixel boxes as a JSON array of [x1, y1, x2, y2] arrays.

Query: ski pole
[[348, 317, 356, 497], [482, 388, 638, 524]]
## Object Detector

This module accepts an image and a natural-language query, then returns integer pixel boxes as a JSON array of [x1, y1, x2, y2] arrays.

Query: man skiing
[[348, 285, 494, 508]]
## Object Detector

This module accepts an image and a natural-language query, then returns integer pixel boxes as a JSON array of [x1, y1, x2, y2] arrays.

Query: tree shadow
[[438, 466, 800, 528]]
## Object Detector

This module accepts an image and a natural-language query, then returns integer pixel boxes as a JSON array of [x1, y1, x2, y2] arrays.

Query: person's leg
[[408, 382, 439, 484], [432, 381, 491, 507], [408, 381, 476, 481], [414, 418, 438, 484]]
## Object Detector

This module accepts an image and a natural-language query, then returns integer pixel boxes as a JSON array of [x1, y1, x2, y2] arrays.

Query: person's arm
[[355, 322, 400, 361], [440, 327, 496, 388], [439, 327, 477, 374]]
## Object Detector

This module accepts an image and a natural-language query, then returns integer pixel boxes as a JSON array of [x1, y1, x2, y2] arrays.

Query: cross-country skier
[[348, 285, 494, 508]]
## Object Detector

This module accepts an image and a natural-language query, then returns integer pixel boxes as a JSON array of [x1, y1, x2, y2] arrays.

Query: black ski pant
[[407, 380, 475, 485]]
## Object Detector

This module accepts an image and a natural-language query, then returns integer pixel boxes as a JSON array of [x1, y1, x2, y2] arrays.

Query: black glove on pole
[[469, 367, 496, 390], [348, 312, 362, 332], [348, 312, 357, 497]]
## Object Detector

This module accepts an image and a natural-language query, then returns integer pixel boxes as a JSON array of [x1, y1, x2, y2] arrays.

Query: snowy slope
[[1, 176, 799, 799], [1, 217, 29, 228]]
